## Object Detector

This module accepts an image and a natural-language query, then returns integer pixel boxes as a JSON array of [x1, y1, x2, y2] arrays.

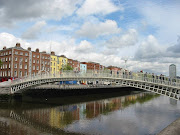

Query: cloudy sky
[[0, 0, 180, 76]]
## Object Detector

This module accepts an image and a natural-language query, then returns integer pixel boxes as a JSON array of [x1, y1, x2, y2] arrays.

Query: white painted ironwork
[[6, 70, 180, 100]]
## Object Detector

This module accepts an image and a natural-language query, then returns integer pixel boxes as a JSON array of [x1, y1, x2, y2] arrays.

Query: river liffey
[[0, 91, 180, 135]]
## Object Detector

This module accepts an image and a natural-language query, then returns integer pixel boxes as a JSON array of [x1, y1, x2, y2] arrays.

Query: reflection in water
[[0, 92, 180, 135]]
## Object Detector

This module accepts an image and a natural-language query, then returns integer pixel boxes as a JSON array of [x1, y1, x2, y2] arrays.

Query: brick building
[[0, 43, 50, 81], [68, 59, 80, 71], [107, 66, 122, 74], [81, 62, 102, 71]]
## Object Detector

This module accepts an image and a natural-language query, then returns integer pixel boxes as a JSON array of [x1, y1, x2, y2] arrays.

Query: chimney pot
[[36, 48, 39, 52], [51, 51, 55, 55], [16, 43, 21, 47], [28, 47, 31, 51]]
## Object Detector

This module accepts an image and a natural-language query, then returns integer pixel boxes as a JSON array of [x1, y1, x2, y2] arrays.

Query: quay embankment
[[158, 117, 180, 135]]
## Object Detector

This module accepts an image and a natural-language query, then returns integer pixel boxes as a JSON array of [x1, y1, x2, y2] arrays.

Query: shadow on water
[[0, 87, 161, 135]]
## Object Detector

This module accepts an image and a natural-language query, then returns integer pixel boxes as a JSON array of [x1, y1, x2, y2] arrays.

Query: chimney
[[51, 51, 55, 55], [3, 46, 6, 50], [27, 47, 31, 51], [36, 48, 39, 52], [16, 43, 21, 47]]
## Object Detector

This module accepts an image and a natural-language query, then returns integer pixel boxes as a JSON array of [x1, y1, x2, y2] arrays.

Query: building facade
[[80, 63, 87, 73], [50, 51, 58, 75], [169, 64, 176, 78], [59, 55, 68, 70], [81, 62, 101, 71], [68, 59, 80, 71], [0, 43, 50, 81]]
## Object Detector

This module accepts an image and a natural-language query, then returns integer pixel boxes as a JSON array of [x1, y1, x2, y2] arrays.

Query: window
[[9, 63, 11, 68], [25, 53, 28, 56], [15, 57, 17, 61], [5, 64, 7, 69], [25, 71, 27, 76], [6, 57, 7, 61], [25, 64, 27, 69], [9, 57, 11, 61], [33, 60, 35, 63], [15, 51, 18, 54], [33, 54, 36, 58], [20, 52, 23, 55], [42, 56, 44, 59], [14, 71, 17, 76], [51, 62, 52, 66], [33, 66, 35, 70], [47, 68, 49, 71], [14, 64, 17, 68], [6, 52, 8, 55], [54, 63, 55, 66], [45, 61, 47, 64], [45, 57, 47, 59], [25, 58, 28, 62], [20, 64, 22, 69], [4, 71, 7, 76], [20, 71, 22, 77], [9, 51, 11, 54], [37, 66, 39, 70], [8, 71, 11, 76], [37, 60, 39, 64], [20, 58, 23, 62], [37, 55, 39, 58]]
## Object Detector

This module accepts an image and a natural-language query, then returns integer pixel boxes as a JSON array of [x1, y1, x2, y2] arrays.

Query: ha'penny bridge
[[0, 71, 180, 100]]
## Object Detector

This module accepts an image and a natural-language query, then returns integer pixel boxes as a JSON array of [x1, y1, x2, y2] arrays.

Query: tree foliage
[[0, 60, 2, 67], [61, 64, 73, 71]]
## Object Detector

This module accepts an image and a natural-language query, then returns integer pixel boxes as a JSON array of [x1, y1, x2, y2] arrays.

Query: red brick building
[[68, 59, 80, 71], [107, 66, 122, 74], [0, 43, 50, 81], [81, 62, 103, 71]]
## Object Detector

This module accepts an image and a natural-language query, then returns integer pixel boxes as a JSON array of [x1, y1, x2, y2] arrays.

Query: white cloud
[[0, 0, 82, 27], [134, 35, 164, 60], [167, 36, 180, 53], [106, 29, 138, 48], [75, 40, 94, 53], [22, 21, 46, 39], [0, 33, 29, 48], [77, 0, 122, 16], [76, 20, 121, 39], [137, 1, 180, 43]]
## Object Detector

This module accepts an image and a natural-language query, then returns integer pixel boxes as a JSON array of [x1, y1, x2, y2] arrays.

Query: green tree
[[0, 60, 2, 67], [61, 64, 73, 71]]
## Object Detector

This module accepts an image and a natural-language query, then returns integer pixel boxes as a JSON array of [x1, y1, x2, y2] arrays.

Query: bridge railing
[[11, 70, 180, 88]]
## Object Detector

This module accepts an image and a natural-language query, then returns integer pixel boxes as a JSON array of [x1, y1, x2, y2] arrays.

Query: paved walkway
[[158, 118, 180, 135]]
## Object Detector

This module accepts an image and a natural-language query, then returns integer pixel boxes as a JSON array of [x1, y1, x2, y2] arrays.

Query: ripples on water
[[0, 91, 180, 135]]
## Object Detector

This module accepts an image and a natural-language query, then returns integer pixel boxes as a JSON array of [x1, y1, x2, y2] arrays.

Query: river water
[[0, 90, 180, 135]]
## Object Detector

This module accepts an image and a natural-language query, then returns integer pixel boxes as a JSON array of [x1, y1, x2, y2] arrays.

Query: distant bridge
[[0, 71, 180, 100]]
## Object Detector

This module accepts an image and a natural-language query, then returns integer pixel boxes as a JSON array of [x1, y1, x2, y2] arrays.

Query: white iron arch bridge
[[8, 71, 180, 100]]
